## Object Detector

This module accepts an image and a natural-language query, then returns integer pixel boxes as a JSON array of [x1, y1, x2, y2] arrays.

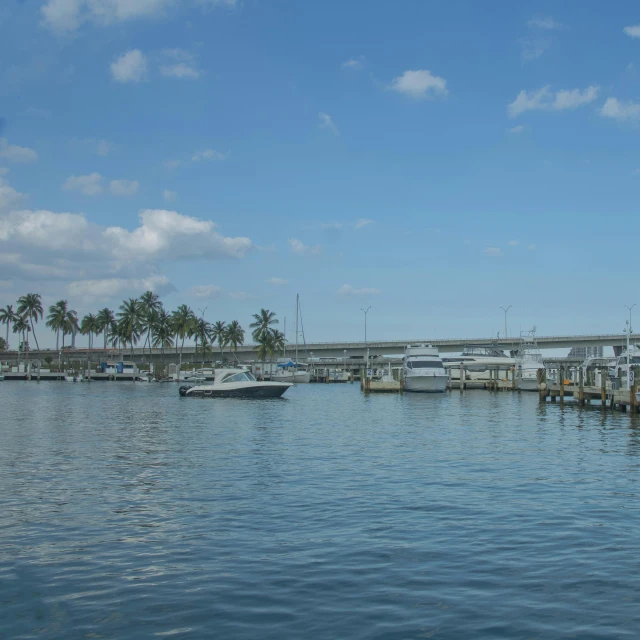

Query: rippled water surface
[[2, 382, 640, 639]]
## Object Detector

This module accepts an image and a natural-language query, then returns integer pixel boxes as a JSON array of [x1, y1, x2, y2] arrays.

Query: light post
[[344, 349, 347, 379], [361, 307, 371, 347], [500, 305, 512, 343], [625, 304, 635, 390]]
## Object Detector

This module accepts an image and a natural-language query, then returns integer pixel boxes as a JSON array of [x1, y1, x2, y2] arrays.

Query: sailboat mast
[[283, 317, 286, 357], [295, 294, 299, 363]]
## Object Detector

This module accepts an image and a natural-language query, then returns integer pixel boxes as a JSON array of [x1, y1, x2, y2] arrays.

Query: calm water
[[2, 382, 640, 639]]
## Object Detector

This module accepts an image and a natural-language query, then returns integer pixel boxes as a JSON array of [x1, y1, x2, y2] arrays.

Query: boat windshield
[[222, 372, 256, 383], [407, 360, 444, 369]]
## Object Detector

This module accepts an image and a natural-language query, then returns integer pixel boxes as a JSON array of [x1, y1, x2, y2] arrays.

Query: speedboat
[[402, 345, 447, 393], [179, 368, 293, 398], [516, 330, 544, 391]]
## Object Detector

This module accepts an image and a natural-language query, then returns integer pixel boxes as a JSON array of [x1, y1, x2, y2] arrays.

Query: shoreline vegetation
[[0, 292, 287, 376]]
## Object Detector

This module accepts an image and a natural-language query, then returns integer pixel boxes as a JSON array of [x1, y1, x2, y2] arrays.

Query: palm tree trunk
[[56, 328, 60, 351], [30, 319, 40, 350]]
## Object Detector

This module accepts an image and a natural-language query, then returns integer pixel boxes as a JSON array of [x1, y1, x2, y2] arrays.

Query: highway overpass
[[1, 333, 634, 364]]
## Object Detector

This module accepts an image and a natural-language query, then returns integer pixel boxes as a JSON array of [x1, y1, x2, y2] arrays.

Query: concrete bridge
[[1, 333, 634, 364]]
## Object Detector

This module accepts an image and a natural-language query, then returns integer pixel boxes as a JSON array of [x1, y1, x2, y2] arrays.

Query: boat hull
[[403, 375, 447, 393], [272, 371, 311, 383], [181, 383, 292, 398], [518, 377, 539, 392]]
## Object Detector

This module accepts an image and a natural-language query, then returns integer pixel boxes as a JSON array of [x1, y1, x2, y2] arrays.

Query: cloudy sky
[[1, 0, 639, 346]]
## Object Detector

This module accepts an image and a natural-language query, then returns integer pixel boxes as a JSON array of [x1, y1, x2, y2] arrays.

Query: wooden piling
[[578, 368, 585, 406], [559, 367, 565, 401], [600, 367, 607, 406], [459, 362, 465, 392]]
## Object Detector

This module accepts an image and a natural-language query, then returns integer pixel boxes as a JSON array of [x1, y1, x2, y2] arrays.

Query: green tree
[[194, 317, 212, 363], [256, 330, 276, 376], [17, 293, 43, 350], [117, 298, 143, 363], [46, 300, 68, 350], [0, 304, 18, 349], [64, 308, 79, 350], [0, 336, 7, 352], [171, 304, 195, 373], [96, 308, 116, 350], [81, 313, 100, 350], [211, 320, 227, 362], [152, 308, 174, 375], [139, 290, 162, 363], [249, 308, 278, 342], [224, 320, 245, 363]]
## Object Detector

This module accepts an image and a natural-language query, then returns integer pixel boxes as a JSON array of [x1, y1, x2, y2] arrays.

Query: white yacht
[[442, 344, 515, 381], [516, 331, 545, 391], [608, 347, 640, 380], [179, 368, 293, 398], [402, 345, 447, 393]]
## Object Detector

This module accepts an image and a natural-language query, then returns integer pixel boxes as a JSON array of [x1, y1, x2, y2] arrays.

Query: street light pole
[[361, 307, 371, 347], [625, 304, 635, 391], [500, 305, 512, 343]]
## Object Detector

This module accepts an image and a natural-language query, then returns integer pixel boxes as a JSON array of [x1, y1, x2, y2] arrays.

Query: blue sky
[[1, 0, 639, 346]]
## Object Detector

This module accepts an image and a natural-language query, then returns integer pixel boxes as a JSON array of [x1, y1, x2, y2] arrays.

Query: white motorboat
[[608, 346, 640, 380], [442, 344, 515, 381], [402, 345, 447, 393], [516, 330, 544, 391], [179, 368, 293, 398], [65, 374, 83, 383]]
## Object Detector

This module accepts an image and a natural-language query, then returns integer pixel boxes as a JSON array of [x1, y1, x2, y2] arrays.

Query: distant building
[[568, 346, 603, 359]]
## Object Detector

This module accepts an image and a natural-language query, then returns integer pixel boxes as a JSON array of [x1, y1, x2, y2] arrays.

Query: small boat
[[65, 374, 83, 383], [272, 293, 311, 384], [402, 345, 447, 393], [180, 368, 293, 398]]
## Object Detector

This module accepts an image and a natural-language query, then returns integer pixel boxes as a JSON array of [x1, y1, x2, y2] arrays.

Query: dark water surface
[[2, 382, 640, 639]]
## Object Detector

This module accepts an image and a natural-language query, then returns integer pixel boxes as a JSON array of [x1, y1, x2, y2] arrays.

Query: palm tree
[[17, 294, 43, 350], [249, 308, 278, 342], [139, 290, 162, 362], [0, 304, 17, 349], [224, 320, 245, 362], [194, 317, 212, 363], [46, 300, 68, 350], [81, 313, 100, 350], [256, 330, 276, 376], [117, 298, 143, 364], [152, 309, 174, 375], [13, 316, 29, 345], [0, 337, 6, 352], [96, 308, 116, 351], [171, 304, 195, 374], [64, 308, 79, 350], [271, 329, 286, 356], [210, 320, 227, 362]]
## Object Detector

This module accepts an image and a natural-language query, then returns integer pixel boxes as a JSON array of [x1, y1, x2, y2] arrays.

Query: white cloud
[[527, 16, 561, 30], [0, 174, 25, 212], [0, 138, 38, 164], [186, 284, 223, 298], [110, 49, 148, 83], [288, 238, 321, 256], [389, 69, 448, 99], [96, 140, 112, 156], [42, 0, 175, 33], [337, 284, 381, 296], [109, 179, 139, 196], [0, 168, 8, 176], [508, 125, 525, 134], [508, 85, 599, 117], [508, 240, 519, 246], [162, 189, 177, 202], [104, 209, 252, 261], [62, 173, 104, 196], [355, 218, 374, 229], [68, 275, 174, 299], [192, 149, 226, 161], [600, 97, 640, 122], [484, 247, 502, 256], [160, 63, 200, 79], [229, 291, 252, 300], [318, 112, 339, 135], [267, 277, 288, 286], [342, 56, 365, 70], [519, 38, 550, 62], [624, 24, 640, 38]]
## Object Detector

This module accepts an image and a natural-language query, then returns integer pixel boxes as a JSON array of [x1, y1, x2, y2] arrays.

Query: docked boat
[[516, 330, 545, 391], [271, 293, 311, 384], [442, 344, 515, 381], [402, 344, 447, 393], [179, 368, 293, 398], [607, 347, 640, 380]]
